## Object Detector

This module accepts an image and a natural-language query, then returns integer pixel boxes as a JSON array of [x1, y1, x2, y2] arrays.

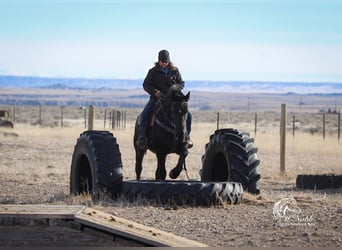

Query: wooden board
[[0, 205, 207, 247], [75, 207, 207, 247], [0, 204, 84, 219]]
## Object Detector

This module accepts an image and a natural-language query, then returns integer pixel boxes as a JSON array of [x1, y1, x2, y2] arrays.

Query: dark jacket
[[143, 63, 184, 97]]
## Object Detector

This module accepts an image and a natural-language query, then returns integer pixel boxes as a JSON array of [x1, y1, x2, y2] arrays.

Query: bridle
[[155, 94, 188, 141]]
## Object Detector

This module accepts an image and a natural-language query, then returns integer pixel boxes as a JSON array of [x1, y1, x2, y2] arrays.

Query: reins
[[155, 99, 177, 138], [183, 160, 190, 181]]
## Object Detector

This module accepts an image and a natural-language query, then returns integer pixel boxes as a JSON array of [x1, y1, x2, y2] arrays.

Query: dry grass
[[1, 110, 341, 185], [1, 108, 342, 247], [257, 131, 342, 178]]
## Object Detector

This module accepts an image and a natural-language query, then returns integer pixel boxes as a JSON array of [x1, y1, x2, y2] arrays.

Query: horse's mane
[[161, 84, 184, 104]]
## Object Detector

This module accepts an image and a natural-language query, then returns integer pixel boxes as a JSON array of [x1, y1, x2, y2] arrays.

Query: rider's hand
[[171, 84, 183, 91], [155, 90, 164, 99]]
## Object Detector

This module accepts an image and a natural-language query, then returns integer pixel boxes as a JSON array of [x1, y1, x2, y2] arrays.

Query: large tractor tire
[[296, 174, 342, 189], [121, 180, 243, 206], [70, 130, 123, 199], [200, 129, 260, 195]]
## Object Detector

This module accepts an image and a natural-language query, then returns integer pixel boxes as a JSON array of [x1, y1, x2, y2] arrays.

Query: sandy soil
[[0, 108, 341, 247]]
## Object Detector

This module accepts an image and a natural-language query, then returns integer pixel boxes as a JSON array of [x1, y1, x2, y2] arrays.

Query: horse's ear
[[185, 91, 190, 101]]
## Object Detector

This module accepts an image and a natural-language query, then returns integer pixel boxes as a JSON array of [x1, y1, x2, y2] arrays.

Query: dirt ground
[[0, 109, 341, 247]]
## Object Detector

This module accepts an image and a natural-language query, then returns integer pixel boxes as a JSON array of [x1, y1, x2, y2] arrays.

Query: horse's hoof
[[169, 168, 181, 179]]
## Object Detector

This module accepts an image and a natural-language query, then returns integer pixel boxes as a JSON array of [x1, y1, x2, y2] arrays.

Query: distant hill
[[0, 75, 140, 90], [0, 75, 342, 94]]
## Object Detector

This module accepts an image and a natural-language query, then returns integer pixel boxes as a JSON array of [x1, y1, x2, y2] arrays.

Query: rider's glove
[[155, 91, 164, 99], [170, 84, 183, 91]]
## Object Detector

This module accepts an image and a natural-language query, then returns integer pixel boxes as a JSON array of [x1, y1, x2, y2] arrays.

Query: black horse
[[134, 85, 190, 180]]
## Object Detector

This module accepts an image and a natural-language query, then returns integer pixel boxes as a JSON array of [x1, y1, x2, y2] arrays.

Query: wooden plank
[[0, 205, 85, 219], [75, 207, 207, 247], [0, 205, 207, 247]]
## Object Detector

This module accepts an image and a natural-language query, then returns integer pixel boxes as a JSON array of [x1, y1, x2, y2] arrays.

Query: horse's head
[[157, 86, 190, 142]]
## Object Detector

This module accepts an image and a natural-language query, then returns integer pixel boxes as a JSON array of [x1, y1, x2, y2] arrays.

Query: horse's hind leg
[[135, 148, 145, 180], [156, 153, 167, 180]]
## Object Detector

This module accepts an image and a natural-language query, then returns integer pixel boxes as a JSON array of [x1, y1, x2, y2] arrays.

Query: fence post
[[117, 111, 121, 129], [124, 110, 126, 129], [292, 115, 295, 138], [280, 104, 287, 174], [254, 113, 257, 136], [82, 107, 87, 129], [338, 111, 341, 141], [217, 112, 220, 130], [121, 109, 124, 129], [323, 113, 326, 140], [109, 110, 112, 128], [112, 110, 115, 129], [13, 105, 16, 122], [104, 109, 107, 129], [39, 105, 42, 126], [88, 105, 95, 130], [60, 106, 64, 128]]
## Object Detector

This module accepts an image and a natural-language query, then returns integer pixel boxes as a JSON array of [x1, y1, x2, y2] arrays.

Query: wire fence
[[216, 110, 341, 141], [0, 105, 127, 130], [0, 105, 340, 141]]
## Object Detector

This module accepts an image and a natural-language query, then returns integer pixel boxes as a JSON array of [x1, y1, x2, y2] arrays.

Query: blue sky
[[0, 0, 342, 82]]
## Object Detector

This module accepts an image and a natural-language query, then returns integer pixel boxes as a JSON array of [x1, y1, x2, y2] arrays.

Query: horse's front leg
[[156, 153, 167, 180], [169, 147, 188, 179]]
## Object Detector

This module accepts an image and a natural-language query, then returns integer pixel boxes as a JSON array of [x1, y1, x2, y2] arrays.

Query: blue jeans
[[139, 96, 192, 135]]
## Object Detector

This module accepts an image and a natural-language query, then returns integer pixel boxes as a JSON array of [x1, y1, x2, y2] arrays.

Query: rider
[[136, 49, 193, 149]]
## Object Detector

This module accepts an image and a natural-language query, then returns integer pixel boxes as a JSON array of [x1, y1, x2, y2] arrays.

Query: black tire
[[200, 129, 261, 194], [296, 174, 342, 189], [120, 180, 243, 206], [0, 120, 14, 128], [70, 130, 123, 199]]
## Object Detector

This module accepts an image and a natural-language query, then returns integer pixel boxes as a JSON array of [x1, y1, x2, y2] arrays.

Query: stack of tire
[[70, 129, 260, 206]]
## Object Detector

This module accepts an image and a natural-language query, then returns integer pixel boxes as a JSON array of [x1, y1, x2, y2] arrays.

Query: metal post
[[280, 104, 287, 174], [338, 111, 341, 141], [104, 109, 107, 129], [254, 113, 257, 136], [61, 106, 64, 128], [323, 113, 326, 140], [217, 112, 220, 130], [124, 110, 126, 129], [117, 111, 121, 129], [13, 105, 16, 122], [112, 110, 115, 129], [292, 115, 295, 138], [39, 105, 42, 126]]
